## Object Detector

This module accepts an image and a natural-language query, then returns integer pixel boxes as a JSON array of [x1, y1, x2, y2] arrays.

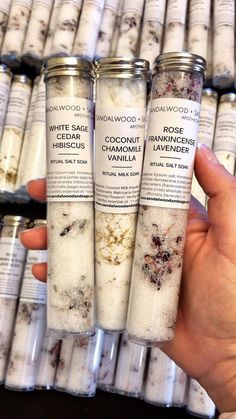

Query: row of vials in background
[[0, 215, 215, 417], [0, 0, 235, 88]]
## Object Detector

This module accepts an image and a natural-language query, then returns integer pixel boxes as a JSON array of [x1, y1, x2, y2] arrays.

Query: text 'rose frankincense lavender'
[[127, 52, 206, 346]]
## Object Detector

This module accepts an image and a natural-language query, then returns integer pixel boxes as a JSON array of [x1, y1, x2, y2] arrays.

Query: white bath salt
[[73, 0, 105, 60], [172, 365, 188, 407], [1, 0, 34, 68], [97, 331, 120, 390], [126, 53, 206, 346], [116, 0, 145, 57], [114, 333, 147, 397], [188, 0, 211, 60], [36, 334, 61, 390], [51, 0, 82, 56], [191, 88, 218, 206], [95, 0, 121, 58], [0, 65, 12, 141], [54, 338, 74, 391], [66, 328, 104, 397], [144, 348, 176, 406], [0, 75, 32, 198], [22, 0, 54, 67], [187, 378, 215, 418], [45, 57, 95, 338], [20, 73, 46, 196], [109, 0, 123, 56], [0, 216, 29, 383], [139, 0, 167, 68], [43, 0, 63, 58], [95, 59, 148, 332], [0, 0, 12, 51], [206, 13, 213, 81], [213, 0, 235, 89], [162, 0, 188, 53], [14, 75, 40, 201]]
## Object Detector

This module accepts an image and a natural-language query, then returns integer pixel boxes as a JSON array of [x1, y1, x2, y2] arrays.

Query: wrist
[[200, 358, 236, 413]]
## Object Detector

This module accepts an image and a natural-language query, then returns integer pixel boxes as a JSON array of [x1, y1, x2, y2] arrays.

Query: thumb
[[195, 143, 236, 253]]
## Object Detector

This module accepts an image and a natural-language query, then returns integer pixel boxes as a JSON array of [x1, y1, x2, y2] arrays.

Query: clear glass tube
[[114, 333, 147, 398], [109, 0, 123, 56], [143, 348, 176, 407], [127, 52, 206, 346], [43, 0, 63, 59], [0, 0, 12, 51], [45, 57, 95, 338], [0, 65, 12, 141], [95, 0, 121, 59], [162, 0, 188, 53], [54, 338, 74, 391], [66, 328, 104, 397], [187, 0, 211, 60], [35, 334, 61, 390], [187, 378, 216, 418], [172, 365, 188, 407], [97, 331, 120, 391]]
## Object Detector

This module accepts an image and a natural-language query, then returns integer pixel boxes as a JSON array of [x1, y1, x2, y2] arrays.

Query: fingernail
[[26, 178, 45, 193], [197, 142, 219, 164], [19, 229, 31, 243]]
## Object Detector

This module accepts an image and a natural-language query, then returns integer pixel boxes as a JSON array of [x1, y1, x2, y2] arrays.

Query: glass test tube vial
[[54, 338, 74, 391], [127, 52, 206, 346], [95, 57, 149, 332], [113, 333, 147, 398], [0, 64, 12, 141], [0, 215, 29, 383], [0, 0, 12, 52], [95, 0, 121, 59], [109, 0, 123, 56], [36, 334, 61, 390], [5, 219, 47, 391], [172, 365, 188, 407], [0, 74, 32, 199], [162, 0, 188, 53], [66, 328, 104, 397], [43, 0, 63, 59], [44, 57, 95, 338], [187, 378, 216, 418], [97, 331, 120, 391], [213, 93, 236, 175], [187, 0, 211, 60]]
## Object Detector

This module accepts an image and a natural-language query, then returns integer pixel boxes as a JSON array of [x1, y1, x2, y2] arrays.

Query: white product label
[[25, 87, 38, 131], [144, 0, 166, 24], [37, 250, 47, 263], [215, 150, 235, 174], [166, 0, 187, 24], [198, 102, 217, 148], [5, 83, 31, 130], [0, 77, 11, 128], [95, 106, 146, 213], [189, 0, 210, 26], [0, 238, 27, 298], [33, 81, 45, 124], [123, 0, 144, 15], [46, 97, 94, 202], [105, 0, 121, 13], [0, 0, 12, 14], [214, 0, 234, 27], [214, 107, 236, 154], [20, 251, 47, 304], [140, 98, 200, 209], [14, 0, 33, 9]]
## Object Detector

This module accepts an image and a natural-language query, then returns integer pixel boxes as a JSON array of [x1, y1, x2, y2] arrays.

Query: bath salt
[[0, 65, 12, 141], [116, 0, 145, 57], [143, 348, 176, 406], [14, 75, 40, 200], [0, 75, 32, 199], [66, 329, 104, 397], [1, 0, 34, 67], [139, 0, 167, 69], [97, 331, 120, 390], [114, 333, 147, 397], [73, 0, 105, 60], [188, 0, 211, 60], [187, 378, 216, 418], [109, 0, 123, 56], [36, 334, 61, 390], [0, 216, 29, 383], [213, 93, 236, 175], [213, 0, 235, 89], [0, 0, 12, 51], [54, 338, 74, 391], [51, 0, 82, 56], [126, 52, 206, 346], [172, 365, 188, 407], [22, 0, 54, 67], [191, 88, 218, 206], [43, 0, 63, 58], [95, 58, 149, 332], [95, 0, 121, 58], [45, 57, 95, 338], [206, 13, 213, 81], [162, 0, 188, 53]]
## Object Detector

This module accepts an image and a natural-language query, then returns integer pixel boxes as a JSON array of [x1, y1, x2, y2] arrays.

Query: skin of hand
[[20, 143, 236, 413]]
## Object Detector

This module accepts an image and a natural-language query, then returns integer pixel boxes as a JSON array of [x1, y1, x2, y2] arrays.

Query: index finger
[[27, 178, 46, 202]]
